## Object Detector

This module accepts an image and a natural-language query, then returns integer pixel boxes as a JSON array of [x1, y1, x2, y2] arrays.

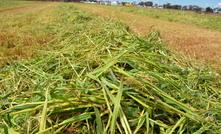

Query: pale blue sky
[[116, 0, 221, 8]]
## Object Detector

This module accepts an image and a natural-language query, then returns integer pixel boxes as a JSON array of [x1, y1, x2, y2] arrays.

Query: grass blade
[[39, 88, 49, 132], [110, 78, 123, 134], [37, 113, 92, 134], [94, 107, 104, 134]]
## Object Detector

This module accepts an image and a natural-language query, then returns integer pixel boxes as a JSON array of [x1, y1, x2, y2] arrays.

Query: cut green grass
[[0, 2, 221, 134]]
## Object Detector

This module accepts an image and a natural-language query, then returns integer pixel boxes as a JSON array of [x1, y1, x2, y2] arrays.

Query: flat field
[[0, 1, 221, 134], [75, 3, 221, 69], [0, 1, 57, 64], [0, 0, 45, 12], [88, 4, 221, 31]]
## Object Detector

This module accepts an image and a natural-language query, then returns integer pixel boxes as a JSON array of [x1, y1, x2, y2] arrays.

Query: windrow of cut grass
[[89, 4, 221, 32], [0, 3, 221, 134]]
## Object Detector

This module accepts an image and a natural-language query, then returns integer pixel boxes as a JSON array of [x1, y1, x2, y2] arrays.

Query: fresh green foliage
[[0, 2, 221, 134], [92, 4, 221, 31]]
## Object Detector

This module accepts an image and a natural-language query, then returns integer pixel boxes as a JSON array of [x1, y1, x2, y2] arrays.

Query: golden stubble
[[0, 3, 58, 65]]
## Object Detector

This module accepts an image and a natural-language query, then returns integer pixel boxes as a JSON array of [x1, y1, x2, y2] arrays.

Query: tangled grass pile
[[0, 3, 221, 134]]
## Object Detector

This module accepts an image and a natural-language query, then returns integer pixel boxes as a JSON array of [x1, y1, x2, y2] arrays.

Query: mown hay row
[[0, 3, 220, 134]]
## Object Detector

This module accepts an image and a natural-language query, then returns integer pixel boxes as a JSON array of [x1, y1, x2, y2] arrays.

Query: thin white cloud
[[204, 3, 211, 6], [218, 3, 221, 7]]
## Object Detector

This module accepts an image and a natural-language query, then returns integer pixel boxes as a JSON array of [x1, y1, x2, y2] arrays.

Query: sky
[[116, 0, 221, 8]]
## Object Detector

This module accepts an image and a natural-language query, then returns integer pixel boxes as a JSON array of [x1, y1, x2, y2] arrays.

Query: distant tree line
[[206, 7, 213, 13], [138, 1, 153, 7], [28, 0, 220, 13], [163, 3, 181, 10], [163, 3, 214, 13]]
